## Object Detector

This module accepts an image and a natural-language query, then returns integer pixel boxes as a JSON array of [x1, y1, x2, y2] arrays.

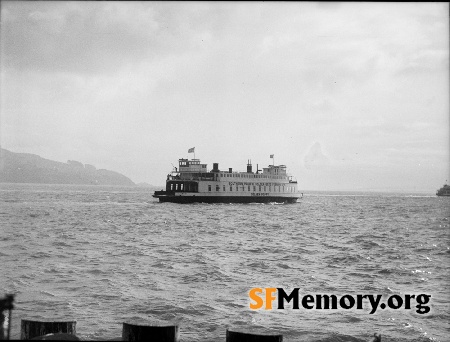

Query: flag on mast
[[188, 147, 195, 153], [270, 154, 274, 158]]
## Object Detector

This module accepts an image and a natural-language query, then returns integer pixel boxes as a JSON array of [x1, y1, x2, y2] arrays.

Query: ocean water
[[0, 183, 449, 341]]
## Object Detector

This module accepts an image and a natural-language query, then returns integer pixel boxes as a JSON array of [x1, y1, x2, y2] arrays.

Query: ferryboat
[[436, 184, 450, 196], [153, 155, 300, 204]]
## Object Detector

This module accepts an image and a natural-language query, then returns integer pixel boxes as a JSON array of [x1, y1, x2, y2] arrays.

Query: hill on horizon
[[0, 148, 135, 186]]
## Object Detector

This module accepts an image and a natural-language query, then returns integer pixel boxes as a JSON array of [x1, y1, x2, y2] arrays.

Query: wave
[[2, 184, 448, 342]]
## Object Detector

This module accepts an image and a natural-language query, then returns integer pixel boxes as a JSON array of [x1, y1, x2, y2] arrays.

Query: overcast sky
[[1, 2, 448, 192]]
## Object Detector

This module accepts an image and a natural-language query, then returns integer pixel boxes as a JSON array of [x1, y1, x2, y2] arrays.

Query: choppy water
[[0, 183, 449, 341]]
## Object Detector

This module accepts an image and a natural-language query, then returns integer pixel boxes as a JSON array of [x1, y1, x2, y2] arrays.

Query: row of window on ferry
[[219, 173, 287, 180], [208, 184, 296, 193]]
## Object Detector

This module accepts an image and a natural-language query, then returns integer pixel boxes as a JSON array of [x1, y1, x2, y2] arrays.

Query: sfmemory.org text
[[249, 288, 431, 314]]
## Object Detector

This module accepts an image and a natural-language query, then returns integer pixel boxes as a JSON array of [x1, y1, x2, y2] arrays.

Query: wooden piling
[[122, 323, 179, 342], [20, 320, 77, 340], [226, 329, 283, 342], [0, 294, 14, 340]]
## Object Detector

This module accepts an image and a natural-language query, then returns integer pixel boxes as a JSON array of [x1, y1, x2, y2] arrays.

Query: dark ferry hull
[[153, 194, 298, 204]]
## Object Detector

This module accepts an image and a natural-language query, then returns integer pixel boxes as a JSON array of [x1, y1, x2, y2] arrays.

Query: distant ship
[[153, 154, 300, 204], [436, 184, 450, 196]]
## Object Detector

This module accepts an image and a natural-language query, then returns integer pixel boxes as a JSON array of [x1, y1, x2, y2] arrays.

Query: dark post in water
[[20, 320, 77, 340], [226, 329, 283, 342], [122, 323, 179, 342]]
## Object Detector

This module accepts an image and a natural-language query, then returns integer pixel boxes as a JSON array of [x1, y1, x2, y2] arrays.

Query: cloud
[[1, 2, 209, 74], [304, 142, 330, 170], [1, 2, 448, 189]]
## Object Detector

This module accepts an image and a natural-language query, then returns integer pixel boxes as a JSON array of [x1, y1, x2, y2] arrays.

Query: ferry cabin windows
[[167, 177, 295, 195], [167, 181, 198, 193]]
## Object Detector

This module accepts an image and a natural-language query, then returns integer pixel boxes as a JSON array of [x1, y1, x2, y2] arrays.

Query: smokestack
[[256, 164, 261, 174], [247, 159, 252, 173]]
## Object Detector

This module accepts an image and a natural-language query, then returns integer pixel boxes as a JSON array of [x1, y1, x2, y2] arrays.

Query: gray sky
[[1, 2, 448, 192]]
